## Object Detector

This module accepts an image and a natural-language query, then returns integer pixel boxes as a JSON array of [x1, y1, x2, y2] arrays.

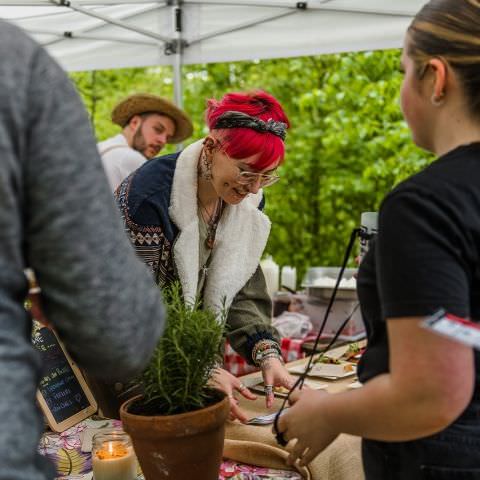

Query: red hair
[[205, 91, 290, 171]]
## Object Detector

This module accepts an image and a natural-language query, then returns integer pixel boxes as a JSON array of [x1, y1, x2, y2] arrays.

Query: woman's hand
[[261, 356, 296, 408], [208, 367, 257, 423], [276, 388, 339, 466]]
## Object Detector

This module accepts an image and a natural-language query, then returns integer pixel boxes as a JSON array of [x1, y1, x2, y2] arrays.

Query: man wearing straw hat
[[99, 93, 193, 191]]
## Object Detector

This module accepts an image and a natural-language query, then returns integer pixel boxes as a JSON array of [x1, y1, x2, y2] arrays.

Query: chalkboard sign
[[32, 323, 97, 432]]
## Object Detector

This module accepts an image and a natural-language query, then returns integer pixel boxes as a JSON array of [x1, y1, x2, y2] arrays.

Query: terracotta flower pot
[[120, 394, 230, 480]]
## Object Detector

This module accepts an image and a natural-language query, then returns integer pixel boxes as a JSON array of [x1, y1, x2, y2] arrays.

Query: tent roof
[[0, 1, 426, 72]]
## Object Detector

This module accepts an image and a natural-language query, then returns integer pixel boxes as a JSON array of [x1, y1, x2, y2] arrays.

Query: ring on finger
[[264, 384, 274, 395], [238, 382, 247, 391]]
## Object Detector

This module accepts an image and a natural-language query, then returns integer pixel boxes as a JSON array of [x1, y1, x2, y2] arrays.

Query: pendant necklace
[[198, 197, 223, 249]]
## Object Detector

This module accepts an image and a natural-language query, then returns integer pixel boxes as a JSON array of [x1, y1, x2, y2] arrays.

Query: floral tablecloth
[[39, 418, 301, 480]]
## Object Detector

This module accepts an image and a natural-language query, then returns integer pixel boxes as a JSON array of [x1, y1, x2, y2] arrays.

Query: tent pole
[[49, 0, 171, 42], [168, 1, 183, 109], [170, 1, 184, 150], [189, 9, 296, 45], [173, 51, 183, 110]]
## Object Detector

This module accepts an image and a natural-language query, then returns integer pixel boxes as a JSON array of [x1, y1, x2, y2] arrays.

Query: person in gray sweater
[[0, 20, 165, 479]]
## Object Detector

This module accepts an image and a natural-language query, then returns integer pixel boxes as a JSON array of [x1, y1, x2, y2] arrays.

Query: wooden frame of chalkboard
[[32, 324, 97, 432]]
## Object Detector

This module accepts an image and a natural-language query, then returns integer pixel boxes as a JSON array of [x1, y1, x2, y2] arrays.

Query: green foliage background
[[71, 50, 433, 283]]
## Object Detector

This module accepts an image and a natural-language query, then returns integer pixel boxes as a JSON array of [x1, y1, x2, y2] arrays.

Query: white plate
[[348, 381, 363, 389], [247, 408, 289, 425], [250, 379, 328, 397], [288, 362, 356, 379], [323, 345, 349, 361]]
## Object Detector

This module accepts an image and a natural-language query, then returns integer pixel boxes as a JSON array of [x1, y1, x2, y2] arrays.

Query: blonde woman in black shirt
[[278, 1, 480, 477]]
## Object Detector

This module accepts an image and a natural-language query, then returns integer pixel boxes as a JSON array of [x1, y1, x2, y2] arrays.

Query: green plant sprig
[[141, 282, 226, 415]]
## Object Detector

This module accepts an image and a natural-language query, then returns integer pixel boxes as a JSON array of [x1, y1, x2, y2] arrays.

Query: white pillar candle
[[261, 256, 279, 298], [92, 435, 137, 480], [281, 266, 297, 291]]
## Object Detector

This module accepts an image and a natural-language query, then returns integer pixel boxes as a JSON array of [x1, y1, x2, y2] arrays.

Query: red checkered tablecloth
[[223, 337, 306, 376]]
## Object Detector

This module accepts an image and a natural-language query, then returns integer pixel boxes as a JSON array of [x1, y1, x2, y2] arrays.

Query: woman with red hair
[[116, 90, 294, 421]]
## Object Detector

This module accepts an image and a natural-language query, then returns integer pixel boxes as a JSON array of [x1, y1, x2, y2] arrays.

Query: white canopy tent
[[0, 0, 426, 106]]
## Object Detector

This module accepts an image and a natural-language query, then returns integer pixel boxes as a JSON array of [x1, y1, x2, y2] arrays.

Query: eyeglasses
[[236, 170, 280, 188], [218, 147, 281, 188]]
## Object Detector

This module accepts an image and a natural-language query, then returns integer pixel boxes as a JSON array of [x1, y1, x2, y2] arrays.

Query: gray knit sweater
[[0, 21, 165, 479]]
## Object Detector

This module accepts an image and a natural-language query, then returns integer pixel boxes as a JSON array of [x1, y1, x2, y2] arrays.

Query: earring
[[431, 92, 445, 106], [203, 137, 215, 149], [200, 149, 213, 181]]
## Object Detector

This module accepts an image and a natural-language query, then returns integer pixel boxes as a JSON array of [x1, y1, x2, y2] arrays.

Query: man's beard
[[132, 126, 156, 159]]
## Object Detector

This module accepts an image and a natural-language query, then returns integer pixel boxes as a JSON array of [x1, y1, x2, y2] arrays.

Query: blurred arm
[[24, 47, 165, 381]]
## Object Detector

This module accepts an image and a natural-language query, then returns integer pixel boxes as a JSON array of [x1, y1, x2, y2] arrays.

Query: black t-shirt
[[357, 143, 480, 395]]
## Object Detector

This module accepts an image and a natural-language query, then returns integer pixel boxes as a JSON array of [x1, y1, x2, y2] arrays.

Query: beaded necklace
[[198, 197, 223, 249]]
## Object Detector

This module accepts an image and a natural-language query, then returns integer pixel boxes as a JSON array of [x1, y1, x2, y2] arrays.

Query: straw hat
[[111, 93, 193, 143]]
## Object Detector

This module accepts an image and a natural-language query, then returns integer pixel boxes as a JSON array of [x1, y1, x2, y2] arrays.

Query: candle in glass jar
[[92, 432, 137, 480]]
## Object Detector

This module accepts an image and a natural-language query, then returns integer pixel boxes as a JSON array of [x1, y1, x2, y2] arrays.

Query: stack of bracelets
[[252, 339, 283, 368]]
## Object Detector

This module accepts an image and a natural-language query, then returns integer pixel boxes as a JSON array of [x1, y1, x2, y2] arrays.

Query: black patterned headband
[[213, 111, 287, 141]]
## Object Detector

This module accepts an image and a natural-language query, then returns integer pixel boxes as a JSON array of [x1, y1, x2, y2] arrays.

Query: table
[[39, 419, 302, 479], [238, 343, 360, 392], [39, 345, 363, 480], [223, 345, 365, 480]]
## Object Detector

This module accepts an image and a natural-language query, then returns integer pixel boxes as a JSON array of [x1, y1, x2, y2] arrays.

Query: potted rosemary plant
[[120, 283, 230, 480]]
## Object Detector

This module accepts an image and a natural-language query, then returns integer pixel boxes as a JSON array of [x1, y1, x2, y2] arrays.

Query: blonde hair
[[408, 0, 480, 116]]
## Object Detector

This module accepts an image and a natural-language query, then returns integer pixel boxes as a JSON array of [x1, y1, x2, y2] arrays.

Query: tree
[[70, 50, 432, 283]]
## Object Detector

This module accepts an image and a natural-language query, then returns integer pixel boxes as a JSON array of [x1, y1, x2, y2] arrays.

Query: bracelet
[[252, 339, 282, 367], [255, 347, 278, 359], [252, 339, 279, 359], [252, 339, 277, 363], [259, 352, 284, 369]]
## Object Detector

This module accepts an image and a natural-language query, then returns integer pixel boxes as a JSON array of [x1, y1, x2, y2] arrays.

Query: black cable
[[274, 227, 360, 446]]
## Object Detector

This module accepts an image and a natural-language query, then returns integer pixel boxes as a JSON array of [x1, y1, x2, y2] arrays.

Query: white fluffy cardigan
[[169, 139, 271, 314]]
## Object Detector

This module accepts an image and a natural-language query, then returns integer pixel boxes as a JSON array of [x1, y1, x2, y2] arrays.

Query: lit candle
[[92, 432, 137, 480]]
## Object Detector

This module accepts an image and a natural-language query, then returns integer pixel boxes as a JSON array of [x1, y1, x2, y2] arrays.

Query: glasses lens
[[261, 175, 280, 187], [236, 172, 257, 185], [237, 171, 280, 187]]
